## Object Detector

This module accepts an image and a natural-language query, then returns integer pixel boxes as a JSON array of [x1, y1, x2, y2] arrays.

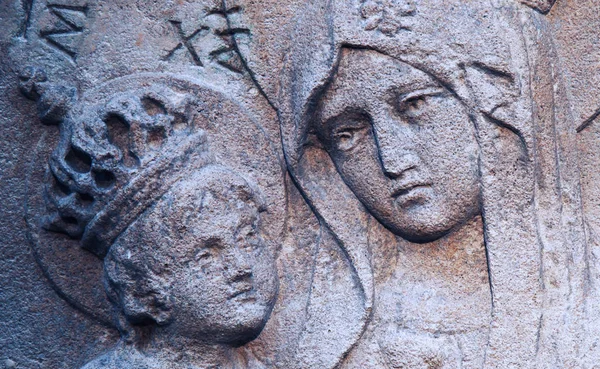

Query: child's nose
[[224, 248, 253, 283]]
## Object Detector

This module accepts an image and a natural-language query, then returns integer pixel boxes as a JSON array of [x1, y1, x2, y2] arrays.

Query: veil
[[273, 0, 586, 367]]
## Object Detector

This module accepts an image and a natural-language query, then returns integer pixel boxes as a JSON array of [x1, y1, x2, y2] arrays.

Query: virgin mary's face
[[317, 48, 481, 242]]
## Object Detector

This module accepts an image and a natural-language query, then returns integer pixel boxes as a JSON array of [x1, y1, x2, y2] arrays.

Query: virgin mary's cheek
[[414, 97, 480, 199]]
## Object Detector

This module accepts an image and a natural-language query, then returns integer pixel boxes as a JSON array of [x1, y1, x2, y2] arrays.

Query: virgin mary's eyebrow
[[388, 78, 442, 98], [318, 98, 350, 127], [396, 87, 446, 103]]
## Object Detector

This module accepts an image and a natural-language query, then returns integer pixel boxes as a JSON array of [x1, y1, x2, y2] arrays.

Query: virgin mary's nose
[[373, 117, 420, 179]]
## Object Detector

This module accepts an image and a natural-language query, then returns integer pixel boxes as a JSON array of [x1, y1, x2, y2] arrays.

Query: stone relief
[[2, 0, 600, 368], [313, 47, 490, 367], [83, 165, 277, 369], [21, 71, 288, 368], [359, 0, 416, 36], [274, 1, 543, 367]]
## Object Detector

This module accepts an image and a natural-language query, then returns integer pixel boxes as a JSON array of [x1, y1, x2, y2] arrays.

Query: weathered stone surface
[[2, 0, 600, 368]]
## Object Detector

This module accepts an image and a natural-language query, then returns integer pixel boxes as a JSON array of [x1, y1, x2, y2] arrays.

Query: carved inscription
[[577, 109, 600, 133], [40, 3, 89, 60], [209, 5, 250, 73], [19, 0, 35, 38], [162, 4, 249, 74], [162, 20, 209, 66]]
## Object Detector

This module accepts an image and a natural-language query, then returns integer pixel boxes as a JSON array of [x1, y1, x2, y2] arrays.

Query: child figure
[[82, 165, 277, 369], [31, 76, 279, 369]]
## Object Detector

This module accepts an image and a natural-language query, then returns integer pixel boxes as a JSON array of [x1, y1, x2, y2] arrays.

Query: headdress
[[274, 0, 572, 367], [23, 72, 286, 326], [43, 79, 212, 258]]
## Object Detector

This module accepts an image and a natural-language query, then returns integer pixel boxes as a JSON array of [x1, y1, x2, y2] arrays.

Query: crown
[[21, 70, 215, 258]]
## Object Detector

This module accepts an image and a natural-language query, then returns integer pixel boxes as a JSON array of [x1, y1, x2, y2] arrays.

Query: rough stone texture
[[2, 0, 600, 368]]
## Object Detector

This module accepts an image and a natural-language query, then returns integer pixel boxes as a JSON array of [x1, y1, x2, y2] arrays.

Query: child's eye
[[246, 238, 262, 253], [247, 232, 262, 250], [195, 249, 212, 261], [236, 225, 255, 238]]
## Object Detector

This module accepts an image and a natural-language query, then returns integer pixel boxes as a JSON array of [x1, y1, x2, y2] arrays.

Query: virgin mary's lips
[[391, 181, 432, 206]]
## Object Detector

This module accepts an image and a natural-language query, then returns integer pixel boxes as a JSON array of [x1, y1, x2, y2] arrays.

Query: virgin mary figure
[[273, 0, 586, 367]]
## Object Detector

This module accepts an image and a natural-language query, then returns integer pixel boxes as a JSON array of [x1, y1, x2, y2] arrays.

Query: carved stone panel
[[2, 0, 600, 368]]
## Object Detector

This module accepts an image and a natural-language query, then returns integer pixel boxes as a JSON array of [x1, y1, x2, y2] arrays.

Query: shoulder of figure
[[80, 346, 155, 369]]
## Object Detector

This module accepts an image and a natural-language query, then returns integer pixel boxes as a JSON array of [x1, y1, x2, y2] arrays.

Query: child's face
[[154, 168, 278, 344]]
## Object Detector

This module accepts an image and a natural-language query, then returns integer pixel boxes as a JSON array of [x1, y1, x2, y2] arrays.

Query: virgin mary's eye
[[396, 88, 445, 117], [332, 126, 368, 151], [327, 114, 370, 152], [334, 129, 355, 143], [403, 96, 427, 112]]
